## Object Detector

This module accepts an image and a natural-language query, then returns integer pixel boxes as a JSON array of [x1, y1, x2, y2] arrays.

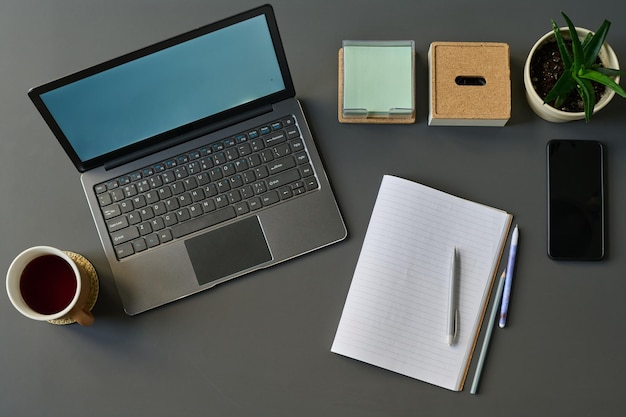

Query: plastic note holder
[[339, 40, 415, 124]]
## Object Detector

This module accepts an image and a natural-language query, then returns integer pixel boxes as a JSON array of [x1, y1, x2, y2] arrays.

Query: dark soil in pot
[[529, 40, 605, 112]]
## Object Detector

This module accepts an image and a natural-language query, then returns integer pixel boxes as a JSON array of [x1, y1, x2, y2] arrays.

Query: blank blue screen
[[40, 15, 285, 162]]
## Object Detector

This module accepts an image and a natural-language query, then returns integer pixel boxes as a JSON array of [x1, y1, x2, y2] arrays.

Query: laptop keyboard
[[94, 116, 319, 260]]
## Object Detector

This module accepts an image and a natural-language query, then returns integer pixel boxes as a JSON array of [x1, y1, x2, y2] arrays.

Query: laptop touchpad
[[185, 216, 272, 286]]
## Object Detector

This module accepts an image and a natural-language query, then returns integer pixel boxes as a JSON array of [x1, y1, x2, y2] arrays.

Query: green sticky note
[[343, 41, 414, 116]]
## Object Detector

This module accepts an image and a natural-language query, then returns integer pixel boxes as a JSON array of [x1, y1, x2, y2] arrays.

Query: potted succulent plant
[[524, 11, 626, 122]]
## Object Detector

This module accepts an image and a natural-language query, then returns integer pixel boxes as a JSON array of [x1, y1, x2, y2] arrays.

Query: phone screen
[[547, 140, 605, 260]]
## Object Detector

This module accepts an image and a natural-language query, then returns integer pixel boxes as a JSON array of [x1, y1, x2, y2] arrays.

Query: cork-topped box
[[428, 42, 510, 126]]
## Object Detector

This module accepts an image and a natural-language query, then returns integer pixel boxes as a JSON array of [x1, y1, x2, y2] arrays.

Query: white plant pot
[[523, 27, 620, 123]]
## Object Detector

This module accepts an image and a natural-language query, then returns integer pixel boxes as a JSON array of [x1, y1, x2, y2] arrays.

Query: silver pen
[[447, 247, 459, 345]]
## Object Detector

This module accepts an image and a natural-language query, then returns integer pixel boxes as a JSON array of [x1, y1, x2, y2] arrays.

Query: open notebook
[[331, 175, 512, 391]]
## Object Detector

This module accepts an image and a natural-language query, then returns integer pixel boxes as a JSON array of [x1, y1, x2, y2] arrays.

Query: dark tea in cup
[[6, 246, 96, 326], [20, 255, 77, 315]]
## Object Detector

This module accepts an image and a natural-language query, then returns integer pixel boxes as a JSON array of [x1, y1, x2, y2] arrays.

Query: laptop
[[28, 4, 347, 315]]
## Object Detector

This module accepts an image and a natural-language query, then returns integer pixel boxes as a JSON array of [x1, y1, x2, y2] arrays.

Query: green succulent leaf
[[581, 33, 593, 50], [543, 73, 577, 105], [582, 18, 611, 68], [574, 75, 596, 122], [551, 19, 572, 68], [561, 12, 584, 72], [595, 67, 626, 77], [580, 70, 626, 98]]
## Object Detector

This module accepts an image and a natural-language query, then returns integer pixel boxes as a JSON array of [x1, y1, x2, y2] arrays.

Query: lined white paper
[[331, 175, 512, 391]]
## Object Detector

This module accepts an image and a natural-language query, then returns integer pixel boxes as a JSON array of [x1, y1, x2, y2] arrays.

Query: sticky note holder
[[428, 42, 511, 126], [339, 40, 416, 124]]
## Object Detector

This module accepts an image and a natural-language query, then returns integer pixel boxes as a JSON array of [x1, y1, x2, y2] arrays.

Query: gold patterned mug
[[6, 246, 97, 326]]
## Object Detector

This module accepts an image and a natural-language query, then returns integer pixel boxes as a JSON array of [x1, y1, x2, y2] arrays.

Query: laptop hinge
[[104, 105, 273, 171]]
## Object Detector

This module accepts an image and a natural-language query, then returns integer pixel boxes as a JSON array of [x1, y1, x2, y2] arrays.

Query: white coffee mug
[[6, 246, 95, 326]]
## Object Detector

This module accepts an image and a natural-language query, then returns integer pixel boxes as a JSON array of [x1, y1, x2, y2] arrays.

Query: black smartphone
[[547, 140, 605, 260]]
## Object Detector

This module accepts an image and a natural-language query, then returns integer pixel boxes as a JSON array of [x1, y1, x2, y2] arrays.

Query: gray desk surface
[[2, 0, 625, 415]]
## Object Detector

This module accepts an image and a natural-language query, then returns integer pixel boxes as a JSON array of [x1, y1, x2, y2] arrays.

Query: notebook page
[[331, 175, 512, 391]]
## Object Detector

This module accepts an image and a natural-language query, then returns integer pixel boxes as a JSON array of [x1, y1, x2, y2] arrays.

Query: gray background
[[1, 0, 625, 416]]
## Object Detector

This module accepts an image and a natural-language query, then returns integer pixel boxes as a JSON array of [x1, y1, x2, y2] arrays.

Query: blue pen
[[499, 225, 518, 328]]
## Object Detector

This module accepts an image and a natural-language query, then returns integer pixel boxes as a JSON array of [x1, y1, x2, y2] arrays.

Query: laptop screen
[[29, 5, 294, 172]]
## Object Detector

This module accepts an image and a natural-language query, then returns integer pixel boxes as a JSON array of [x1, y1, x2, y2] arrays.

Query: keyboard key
[[110, 189, 125, 202], [174, 167, 188, 179], [152, 202, 167, 216], [139, 207, 155, 220], [150, 217, 165, 231], [305, 177, 319, 190], [145, 233, 160, 248], [261, 191, 280, 206], [132, 239, 147, 253], [215, 194, 229, 208], [111, 226, 140, 245], [273, 143, 291, 157], [299, 164, 313, 177], [229, 174, 244, 188], [137, 222, 152, 236], [171, 206, 236, 239], [136, 180, 150, 193], [98, 193, 112, 207], [176, 208, 191, 222], [278, 186, 293, 199], [202, 199, 216, 213], [149, 176, 163, 188], [145, 191, 160, 204], [285, 126, 300, 139], [260, 150, 274, 163], [159, 229, 173, 243], [241, 185, 254, 199], [189, 203, 203, 217], [237, 143, 252, 156], [106, 216, 129, 233], [120, 200, 133, 214], [267, 156, 296, 175], [234, 201, 249, 215], [249, 197, 262, 210], [295, 151, 309, 164], [266, 168, 301, 190], [225, 148, 239, 161], [264, 131, 286, 146], [103, 204, 121, 219], [169, 181, 184, 195], [250, 138, 264, 152], [115, 242, 135, 259], [254, 166, 269, 179], [132, 195, 147, 209], [162, 171, 176, 183], [164, 213, 178, 227], [290, 138, 304, 152], [127, 212, 142, 225]]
